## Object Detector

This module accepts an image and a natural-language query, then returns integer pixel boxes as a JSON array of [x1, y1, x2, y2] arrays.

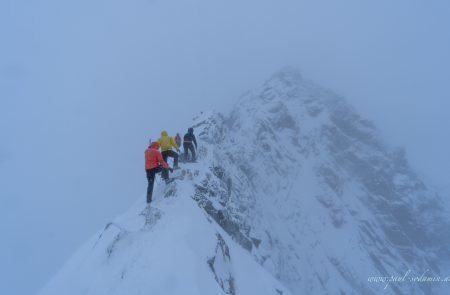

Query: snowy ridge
[[38, 160, 291, 295], [40, 68, 450, 295]]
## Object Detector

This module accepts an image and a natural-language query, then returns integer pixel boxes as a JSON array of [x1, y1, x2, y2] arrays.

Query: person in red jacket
[[174, 133, 181, 148], [145, 142, 172, 203]]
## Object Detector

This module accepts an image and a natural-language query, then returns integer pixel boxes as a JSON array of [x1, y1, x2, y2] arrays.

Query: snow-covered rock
[[192, 68, 450, 294], [39, 68, 450, 295], [38, 176, 291, 295]]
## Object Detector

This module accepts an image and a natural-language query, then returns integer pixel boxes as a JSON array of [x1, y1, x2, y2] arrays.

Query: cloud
[[1, 0, 449, 294]]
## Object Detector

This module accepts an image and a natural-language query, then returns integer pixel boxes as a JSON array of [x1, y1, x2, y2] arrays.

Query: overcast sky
[[1, 0, 450, 294]]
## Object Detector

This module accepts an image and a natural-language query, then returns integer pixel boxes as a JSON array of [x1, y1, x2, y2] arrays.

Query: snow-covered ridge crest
[[38, 144, 291, 295], [40, 68, 450, 295]]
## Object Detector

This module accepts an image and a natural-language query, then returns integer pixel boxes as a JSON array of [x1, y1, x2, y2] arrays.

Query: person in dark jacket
[[183, 127, 198, 162], [145, 142, 172, 203]]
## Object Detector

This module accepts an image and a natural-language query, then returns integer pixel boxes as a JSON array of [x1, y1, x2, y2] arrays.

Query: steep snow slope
[[38, 164, 291, 295], [40, 68, 450, 295]]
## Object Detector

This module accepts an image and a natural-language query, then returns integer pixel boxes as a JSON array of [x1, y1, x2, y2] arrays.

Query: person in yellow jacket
[[158, 131, 181, 169]]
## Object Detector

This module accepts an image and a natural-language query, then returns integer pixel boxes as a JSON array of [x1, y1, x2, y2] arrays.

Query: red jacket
[[174, 133, 181, 146], [145, 143, 169, 170]]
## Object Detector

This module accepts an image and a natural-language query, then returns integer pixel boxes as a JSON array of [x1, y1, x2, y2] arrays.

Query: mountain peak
[[270, 66, 303, 84], [212, 70, 450, 294], [40, 69, 450, 295]]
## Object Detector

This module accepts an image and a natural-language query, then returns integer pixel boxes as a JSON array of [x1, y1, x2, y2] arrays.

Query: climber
[[145, 142, 173, 204], [174, 133, 182, 147], [158, 131, 181, 169], [183, 127, 198, 162]]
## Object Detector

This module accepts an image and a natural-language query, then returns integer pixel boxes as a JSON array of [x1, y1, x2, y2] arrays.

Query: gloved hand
[[169, 168, 174, 173]]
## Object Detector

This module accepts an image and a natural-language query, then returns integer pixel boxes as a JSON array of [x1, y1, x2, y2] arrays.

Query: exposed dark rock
[[207, 234, 236, 295]]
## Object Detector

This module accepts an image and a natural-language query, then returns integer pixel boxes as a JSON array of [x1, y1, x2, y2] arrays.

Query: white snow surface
[[38, 162, 290, 295], [39, 183, 290, 294], [40, 68, 450, 295]]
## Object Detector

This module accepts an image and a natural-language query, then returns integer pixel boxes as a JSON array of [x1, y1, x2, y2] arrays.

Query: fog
[[1, 0, 449, 294]]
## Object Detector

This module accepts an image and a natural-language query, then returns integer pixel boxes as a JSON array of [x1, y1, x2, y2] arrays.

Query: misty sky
[[1, 0, 450, 294]]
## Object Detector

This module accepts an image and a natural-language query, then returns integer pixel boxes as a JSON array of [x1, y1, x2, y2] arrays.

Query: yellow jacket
[[158, 131, 179, 152]]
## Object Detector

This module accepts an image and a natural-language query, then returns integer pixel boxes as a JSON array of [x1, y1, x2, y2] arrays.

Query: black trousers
[[183, 142, 196, 161], [162, 150, 179, 167], [146, 166, 168, 203]]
